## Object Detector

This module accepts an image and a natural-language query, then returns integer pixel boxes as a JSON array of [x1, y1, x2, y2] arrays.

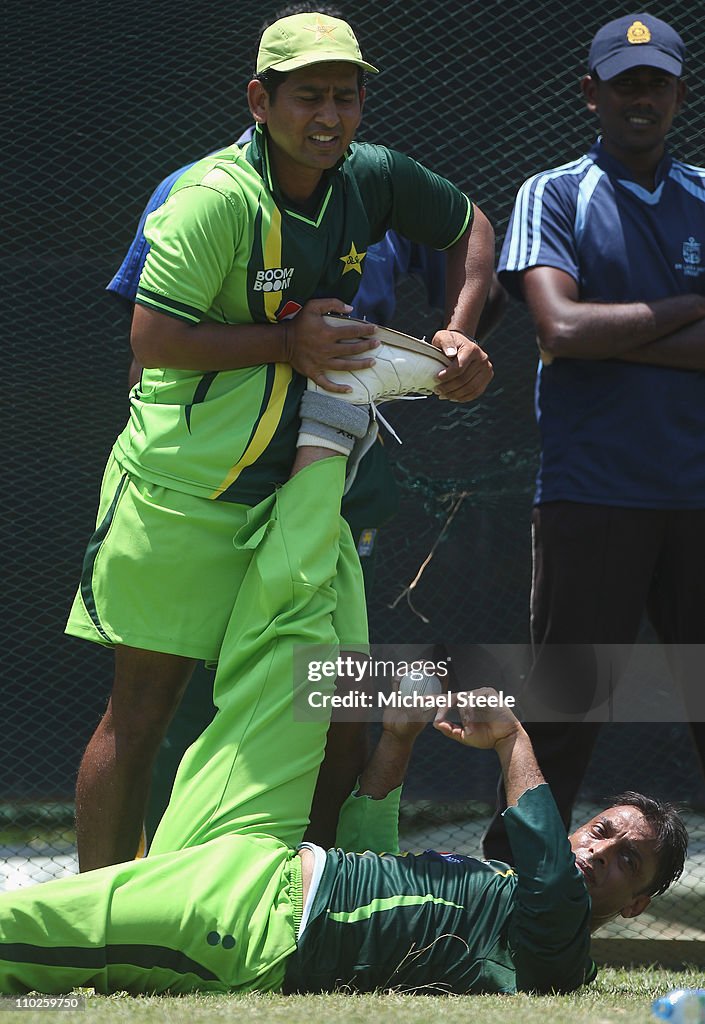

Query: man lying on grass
[[0, 677, 687, 995], [0, 414, 687, 996]]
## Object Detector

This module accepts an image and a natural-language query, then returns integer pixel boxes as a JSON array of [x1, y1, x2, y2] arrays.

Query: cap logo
[[304, 15, 337, 45], [626, 20, 651, 45]]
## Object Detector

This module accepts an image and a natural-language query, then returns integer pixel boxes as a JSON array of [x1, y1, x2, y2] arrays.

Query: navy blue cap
[[588, 13, 685, 80]]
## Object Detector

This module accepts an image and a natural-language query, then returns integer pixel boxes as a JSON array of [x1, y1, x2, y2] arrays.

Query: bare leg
[[75, 646, 196, 871], [289, 444, 341, 476]]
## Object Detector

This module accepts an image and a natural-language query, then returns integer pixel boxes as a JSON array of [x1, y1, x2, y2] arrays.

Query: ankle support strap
[[298, 391, 371, 455]]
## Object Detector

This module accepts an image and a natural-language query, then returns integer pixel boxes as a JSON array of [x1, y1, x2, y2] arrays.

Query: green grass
[[6, 969, 704, 1024]]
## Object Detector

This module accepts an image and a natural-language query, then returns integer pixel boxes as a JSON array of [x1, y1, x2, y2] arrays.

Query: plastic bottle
[[652, 989, 705, 1023]]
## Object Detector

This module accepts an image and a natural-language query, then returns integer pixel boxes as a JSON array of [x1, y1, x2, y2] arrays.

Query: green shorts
[[66, 453, 252, 661], [66, 453, 368, 662]]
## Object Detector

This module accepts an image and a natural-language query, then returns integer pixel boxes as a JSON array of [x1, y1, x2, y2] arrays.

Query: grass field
[[6, 969, 704, 1024]]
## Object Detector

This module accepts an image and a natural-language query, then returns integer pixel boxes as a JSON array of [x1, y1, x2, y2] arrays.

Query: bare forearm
[[131, 304, 287, 371], [537, 293, 705, 360], [494, 726, 545, 807], [130, 298, 379, 387], [475, 273, 508, 342], [445, 205, 495, 338], [357, 731, 415, 800], [613, 318, 705, 370], [433, 688, 541, 803]]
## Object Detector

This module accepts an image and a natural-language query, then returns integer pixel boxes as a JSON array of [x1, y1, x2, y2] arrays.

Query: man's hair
[[256, 65, 366, 101], [610, 791, 688, 898], [253, 3, 366, 100]]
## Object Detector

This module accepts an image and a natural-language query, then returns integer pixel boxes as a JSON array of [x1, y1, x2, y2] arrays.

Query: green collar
[[248, 123, 349, 226]]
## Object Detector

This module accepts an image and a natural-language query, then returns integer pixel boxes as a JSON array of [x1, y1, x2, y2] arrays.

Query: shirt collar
[[246, 123, 350, 201], [589, 136, 673, 186]]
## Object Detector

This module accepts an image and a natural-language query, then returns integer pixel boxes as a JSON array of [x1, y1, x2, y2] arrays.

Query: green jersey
[[114, 127, 472, 505], [285, 785, 596, 995]]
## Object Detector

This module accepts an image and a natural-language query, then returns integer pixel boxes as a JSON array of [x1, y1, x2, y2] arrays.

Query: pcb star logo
[[339, 241, 366, 275], [304, 15, 337, 44]]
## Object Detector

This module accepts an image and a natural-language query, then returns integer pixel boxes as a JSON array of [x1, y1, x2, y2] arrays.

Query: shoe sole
[[323, 313, 450, 367]]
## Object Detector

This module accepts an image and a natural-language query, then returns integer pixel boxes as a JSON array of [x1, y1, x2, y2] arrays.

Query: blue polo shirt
[[498, 138, 705, 509]]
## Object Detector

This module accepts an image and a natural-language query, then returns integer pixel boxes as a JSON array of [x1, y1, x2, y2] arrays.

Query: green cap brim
[[260, 52, 379, 74]]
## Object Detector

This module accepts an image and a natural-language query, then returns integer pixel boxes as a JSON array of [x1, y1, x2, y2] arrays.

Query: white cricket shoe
[[307, 314, 450, 404]]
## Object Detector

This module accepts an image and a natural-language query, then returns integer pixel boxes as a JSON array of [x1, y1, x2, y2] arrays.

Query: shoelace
[[372, 395, 428, 445]]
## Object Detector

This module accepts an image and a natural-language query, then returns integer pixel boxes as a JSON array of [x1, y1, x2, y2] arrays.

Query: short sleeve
[[351, 145, 472, 251], [351, 230, 445, 324], [498, 173, 580, 300], [136, 175, 244, 324], [334, 783, 402, 854], [351, 233, 402, 323], [107, 164, 198, 305], [503, 785, 592, 993]]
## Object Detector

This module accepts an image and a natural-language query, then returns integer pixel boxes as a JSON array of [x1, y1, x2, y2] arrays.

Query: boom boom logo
[[254, 267, 295, 291]]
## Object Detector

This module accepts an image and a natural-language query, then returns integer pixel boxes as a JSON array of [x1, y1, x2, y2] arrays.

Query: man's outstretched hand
[[433, 687, 520, 750]]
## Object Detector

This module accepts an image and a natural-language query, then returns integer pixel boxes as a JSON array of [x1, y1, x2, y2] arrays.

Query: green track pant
[[0, 457, 367, 994]]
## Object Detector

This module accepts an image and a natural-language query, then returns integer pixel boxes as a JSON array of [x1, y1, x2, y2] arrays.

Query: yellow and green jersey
[[114, 126, 471, 505]]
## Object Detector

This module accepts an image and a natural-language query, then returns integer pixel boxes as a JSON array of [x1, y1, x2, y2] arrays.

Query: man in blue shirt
[[486, 12, 705, 860]]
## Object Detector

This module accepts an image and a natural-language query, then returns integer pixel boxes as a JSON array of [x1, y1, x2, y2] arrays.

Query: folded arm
[[522, 265, 705, 369]]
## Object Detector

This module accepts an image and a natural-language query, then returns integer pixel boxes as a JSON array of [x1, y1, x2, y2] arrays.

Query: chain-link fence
[[5, 0, 705, 959]]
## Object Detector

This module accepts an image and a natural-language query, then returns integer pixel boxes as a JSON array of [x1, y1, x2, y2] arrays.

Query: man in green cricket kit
[[0, 524, 687, 996], [65, 10, 495, 870]]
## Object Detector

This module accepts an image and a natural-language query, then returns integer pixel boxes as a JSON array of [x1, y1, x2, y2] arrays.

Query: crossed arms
[[524, 265, 705, 371]]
